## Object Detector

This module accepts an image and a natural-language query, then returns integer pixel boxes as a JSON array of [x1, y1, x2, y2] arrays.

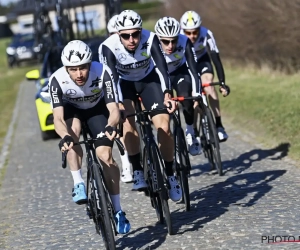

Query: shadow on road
[[117, 170, 286, 248], [172, 169, 286, 235], [191, 142, 290, 176]]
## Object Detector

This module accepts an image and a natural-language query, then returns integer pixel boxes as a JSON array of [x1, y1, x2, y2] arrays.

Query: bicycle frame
[[134, 99, 165, 193]]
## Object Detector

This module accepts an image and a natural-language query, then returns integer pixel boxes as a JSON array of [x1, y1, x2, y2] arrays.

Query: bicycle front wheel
[[175, 127, 191, 211], [91, 162, 116, 250], [205, 108, 223, 176], [150, 144, 174, 235]]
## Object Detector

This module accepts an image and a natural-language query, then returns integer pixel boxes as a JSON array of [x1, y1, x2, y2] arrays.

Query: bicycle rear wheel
[[203, 108, 223, 176], [175, 127, 191, 211], [150, 144, 174, 235], [90, 162, 116, 250]]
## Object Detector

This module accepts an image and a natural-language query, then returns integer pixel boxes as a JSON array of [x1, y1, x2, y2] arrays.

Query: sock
[[164, 161, 174, 176], [215, 116, 223, 128], [129, 153, 143, 172], [110, 194, 121, 212], [120, 150, 131, 171], [71, 169, 85, 185], [185, 124, 195, 135]]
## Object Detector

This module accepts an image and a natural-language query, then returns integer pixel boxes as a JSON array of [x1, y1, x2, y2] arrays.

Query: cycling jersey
[[49, 61, 118, 110], [164, 34, 201, 96], [181, 26, 225, 83], [98, 29, 171, 94]]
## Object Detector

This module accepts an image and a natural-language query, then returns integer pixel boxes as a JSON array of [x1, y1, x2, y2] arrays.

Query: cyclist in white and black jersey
[[180, 11, 231, 142], [49, 40, 130, 234], [99, 10, 182, 202], [154, 17, 202, 156], [106, 14, 134, 184]]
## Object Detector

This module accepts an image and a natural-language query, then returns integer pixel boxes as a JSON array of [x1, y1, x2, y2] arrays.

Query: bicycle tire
[[142, 146, 163, 223], [91, 162, 116, 250], [150, 144, 174, 235], [204, 108, 223, 176], [175, 127, 191, 211]]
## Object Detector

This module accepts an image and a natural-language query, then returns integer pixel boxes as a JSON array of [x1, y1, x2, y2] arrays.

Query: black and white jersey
[[181, 26, 219, 60], [181, 26, 225, 83], [99, 29, 171, 93], [49, 61, 118, 110], [165, 34, 201, 95]]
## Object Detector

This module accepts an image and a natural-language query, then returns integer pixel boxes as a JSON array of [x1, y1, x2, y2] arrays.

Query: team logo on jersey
[[118, 53, 127, 62], [62, 81, 69, 84], [141, 51, 150, 58], [66, 89, 77, 96], [174, 54, 182, 59], [175, 45, 183, 52], [90, 77, 101, 88], [91, 89, 101, 93], [141, 42, 149, 50]]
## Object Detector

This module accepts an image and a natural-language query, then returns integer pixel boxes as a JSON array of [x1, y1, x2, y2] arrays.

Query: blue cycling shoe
[[114, 210, 131, 234], [72, 182, 88, 205]]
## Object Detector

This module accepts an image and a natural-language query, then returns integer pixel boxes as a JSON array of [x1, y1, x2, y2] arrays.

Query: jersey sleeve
[[99, 44, 119, 83], [102, 65, 120, 104], [206, 29, 225, 83], [49, 76, 63, 109], [184, 39, 201, 96], [150, 35, 172, 94]]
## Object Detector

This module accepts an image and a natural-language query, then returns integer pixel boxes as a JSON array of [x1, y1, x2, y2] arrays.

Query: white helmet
[[115, 10, 142, 31], [155, 17, 180, 38], [107, 15, 118, 34], [61, 40, 92, 66], [180, 11, 202, 30]]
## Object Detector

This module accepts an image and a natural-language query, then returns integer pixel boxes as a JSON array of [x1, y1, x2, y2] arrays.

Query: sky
[[0, 0, 19, 6]]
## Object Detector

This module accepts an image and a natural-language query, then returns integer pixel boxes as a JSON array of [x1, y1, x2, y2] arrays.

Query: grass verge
[[220, 63, 300, 163]]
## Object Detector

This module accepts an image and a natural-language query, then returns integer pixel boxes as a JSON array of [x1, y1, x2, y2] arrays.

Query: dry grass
[[164, 0, 300, 73]]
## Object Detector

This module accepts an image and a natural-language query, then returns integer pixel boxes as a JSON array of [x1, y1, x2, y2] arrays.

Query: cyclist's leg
[[171, 66, 201, 156], [86, 100, 130, 234], [118, 136, 133, 183], [198, 54, 228, 141], [63, 104, 86, 204], [120, 79, 147, 190], [139, 78, 182, 202]]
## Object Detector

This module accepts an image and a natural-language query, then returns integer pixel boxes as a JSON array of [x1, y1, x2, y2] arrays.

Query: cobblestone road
[[0, 81, 299, 249]]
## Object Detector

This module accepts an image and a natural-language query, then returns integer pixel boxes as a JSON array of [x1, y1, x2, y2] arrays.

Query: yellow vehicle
[[26, 69, 56, 140]]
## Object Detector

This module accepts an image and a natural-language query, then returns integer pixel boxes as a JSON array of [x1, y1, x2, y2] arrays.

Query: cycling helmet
[[155, 17, 180, 37], [180, 11, 202, 30], [107, 15, 118, 34], [61, 40, 92, 66], [115, 10, 142, 31]]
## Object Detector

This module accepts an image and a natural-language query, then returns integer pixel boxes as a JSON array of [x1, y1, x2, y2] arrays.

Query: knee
[[123, 117, 136, 132], [97, 147, 112, 163], [158, 118, 171, 135]]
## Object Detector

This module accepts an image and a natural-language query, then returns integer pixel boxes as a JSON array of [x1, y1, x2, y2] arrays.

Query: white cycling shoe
[[217, 127, 228, 142], [186, 133, 202, 156]]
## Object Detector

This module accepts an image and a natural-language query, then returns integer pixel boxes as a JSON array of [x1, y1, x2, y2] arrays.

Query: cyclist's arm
[[151, 35, 172, 95], [206, 29, 225, 84], [102, 67, 120, 127], [49, 77, 69, 138], [99, 44, 123, 103], [184, 39, 202, 96]]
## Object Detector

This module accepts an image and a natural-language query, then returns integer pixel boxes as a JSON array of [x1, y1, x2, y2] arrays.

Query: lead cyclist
[[180, 11, 231, 142]]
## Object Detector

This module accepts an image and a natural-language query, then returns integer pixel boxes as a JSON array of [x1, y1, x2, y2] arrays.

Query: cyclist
[[107, 14, 118, 36], [49, 40, 130, 234], [180, 11, 230, 142], [154, 17, 202, 156], [99, 10, 182, 202], [107, 14, 133, 183]]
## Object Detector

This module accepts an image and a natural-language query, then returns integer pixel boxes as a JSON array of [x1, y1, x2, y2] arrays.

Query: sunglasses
[[160, 39, 178, 46], [184, 30, 199, 36], [119, 30, 141, 40]]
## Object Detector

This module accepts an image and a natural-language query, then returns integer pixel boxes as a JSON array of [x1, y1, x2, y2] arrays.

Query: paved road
[[0, 81, 299, 250]]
